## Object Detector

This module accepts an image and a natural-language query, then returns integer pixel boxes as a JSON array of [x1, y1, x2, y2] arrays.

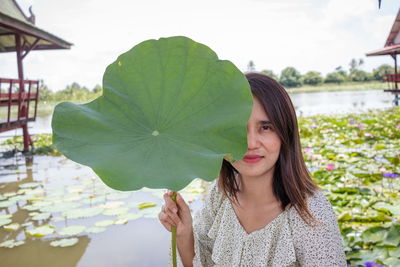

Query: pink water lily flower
[[356, 124, 365, 130], [326, 164, 334, 171]]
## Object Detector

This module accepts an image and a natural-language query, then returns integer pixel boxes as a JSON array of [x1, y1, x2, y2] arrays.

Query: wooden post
[[394, 54, 398, 90], [393, 54, 399, 106], [15, 33, 31, 152]]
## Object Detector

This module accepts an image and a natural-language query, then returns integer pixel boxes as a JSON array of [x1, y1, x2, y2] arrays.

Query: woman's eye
[[261, 125, 271, 131]]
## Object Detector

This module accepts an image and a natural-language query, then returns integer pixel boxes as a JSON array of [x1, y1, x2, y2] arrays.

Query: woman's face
[[232, 96, 281, 179]]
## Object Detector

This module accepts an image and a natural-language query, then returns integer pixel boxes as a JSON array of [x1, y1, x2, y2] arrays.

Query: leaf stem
[[172, 191, 177, 267]]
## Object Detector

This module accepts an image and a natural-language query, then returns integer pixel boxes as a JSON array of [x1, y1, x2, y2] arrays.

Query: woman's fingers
[[158, 210, 176, 231], [163, 192, 178, 213], [175, 193, 190, 213]]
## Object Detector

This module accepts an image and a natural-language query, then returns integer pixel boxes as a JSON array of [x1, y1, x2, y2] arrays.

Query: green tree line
[[248, 59, 394, 88], [39, 82, 102, 102], [38, 59, 394, 102]]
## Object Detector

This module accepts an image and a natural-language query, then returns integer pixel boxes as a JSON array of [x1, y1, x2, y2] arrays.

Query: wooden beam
[[22, 37, 40, 59]]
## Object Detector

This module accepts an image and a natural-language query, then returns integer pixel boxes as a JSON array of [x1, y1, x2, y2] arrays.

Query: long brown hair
[[218, 72, 319, 225]]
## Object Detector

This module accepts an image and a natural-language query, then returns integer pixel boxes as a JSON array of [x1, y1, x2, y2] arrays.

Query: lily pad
[[97, 201, 124, 209], [95, 220, 115, 227], [21, 221, 33, 227], [3, 192, 17, 197], [138, 202, 157, 209], [103, 207, 130, 216], [0, 218, 12, 227], [140, 207, 160, 218], [50, 237, 79, 247], [3, 223, 20, 231], [0, 214, 12, 220], [384, 224, 400, 247], [86, 226, 106, 234], [26, 224, 55, 237], [40, 202, 82, 213], [58, 225, 86, 236], [105, 192, 131, 200], [52, 36, 252, 192], [31, 212, 51, 221], [19, 182, 41, 189], [63, 207, 103, 219], [114, 218, 128, 225], [0, 239, 25, 248], [0, 200, 17, 208]]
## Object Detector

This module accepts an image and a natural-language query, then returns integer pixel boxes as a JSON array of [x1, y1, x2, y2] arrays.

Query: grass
[[287, 81, 389, 94]]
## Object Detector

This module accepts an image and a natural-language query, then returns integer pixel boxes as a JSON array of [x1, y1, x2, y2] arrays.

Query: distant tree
[[334, 66, 348, 81], [55, 82, 91, 101], [349, 69, 372, 82], [302, 71, 323, 86], [372, 64, 394, 81], [358, 58, 364, 67], [261, 69, 278, 80], [325, 72, 346, 84], [280, 67, 302, 88], [92, 84, 102, 94], [38, 80, 53, 101], [247, 60, 256, 72], [349, 58, 358, 72]]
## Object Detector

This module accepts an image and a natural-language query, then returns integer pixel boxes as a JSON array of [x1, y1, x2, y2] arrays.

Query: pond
[[290, 89, 396, 117], [0, 89, 396, 142], [0, 155, 209, 266]]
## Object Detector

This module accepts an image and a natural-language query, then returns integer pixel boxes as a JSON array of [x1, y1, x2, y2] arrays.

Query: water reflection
[[289, 89, 395, 117], [0, 154, 210, 266]]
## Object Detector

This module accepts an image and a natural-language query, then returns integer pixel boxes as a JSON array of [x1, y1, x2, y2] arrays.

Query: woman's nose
[[247, 130, 260, 150]]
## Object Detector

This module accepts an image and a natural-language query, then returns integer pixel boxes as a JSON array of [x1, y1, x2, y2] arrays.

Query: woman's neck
[[236, 171, 277, 207]]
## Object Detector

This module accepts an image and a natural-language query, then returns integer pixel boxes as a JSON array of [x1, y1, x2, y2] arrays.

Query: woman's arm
[[289, 191, 347, 267], [177, 231, 195, 267], [159, 192, 195, 266], [160, 180, 223, 267]]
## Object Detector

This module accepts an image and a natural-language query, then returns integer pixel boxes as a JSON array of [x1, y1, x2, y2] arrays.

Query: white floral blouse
[[175, 180, 347, 267]]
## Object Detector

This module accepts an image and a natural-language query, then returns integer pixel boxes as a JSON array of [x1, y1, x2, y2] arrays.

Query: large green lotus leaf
[[52, 36, 252, 191]]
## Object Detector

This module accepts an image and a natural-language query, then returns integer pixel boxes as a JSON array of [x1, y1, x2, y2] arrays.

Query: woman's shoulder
[[288, 189, 338, 227], [203, 179, 226, 215]]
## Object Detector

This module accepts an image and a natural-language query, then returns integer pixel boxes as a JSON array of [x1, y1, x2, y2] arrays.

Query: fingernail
[[172, 208, 177, 213]]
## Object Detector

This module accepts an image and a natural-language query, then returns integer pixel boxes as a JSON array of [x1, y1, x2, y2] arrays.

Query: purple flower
[[383, 173, 399, 178], [364, 262, 384, 267]]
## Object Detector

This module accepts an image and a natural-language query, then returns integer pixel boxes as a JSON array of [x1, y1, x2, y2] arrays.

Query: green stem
[[171, 191, 177, 267]]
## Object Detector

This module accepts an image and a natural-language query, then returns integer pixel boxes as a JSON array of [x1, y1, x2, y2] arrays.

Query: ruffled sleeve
[[191, 179, 225, 267], [288, 190, 347, 267]]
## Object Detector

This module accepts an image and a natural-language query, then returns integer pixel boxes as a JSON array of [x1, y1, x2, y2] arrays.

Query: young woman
[[158, 73, 346, 267]]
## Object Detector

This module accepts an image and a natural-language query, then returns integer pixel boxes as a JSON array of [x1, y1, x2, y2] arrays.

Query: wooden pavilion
[[366, 8, 400, 106], [0, 0, 72, 152]]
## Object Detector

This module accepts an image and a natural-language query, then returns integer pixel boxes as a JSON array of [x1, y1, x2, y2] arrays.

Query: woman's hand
[[158, 191, 193, 238]]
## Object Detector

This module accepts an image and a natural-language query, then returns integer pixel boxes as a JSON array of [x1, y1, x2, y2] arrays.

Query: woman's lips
[[243, 155, 263, 163]]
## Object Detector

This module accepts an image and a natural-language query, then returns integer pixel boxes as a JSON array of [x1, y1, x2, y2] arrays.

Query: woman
[[158, 73, 346, 267]]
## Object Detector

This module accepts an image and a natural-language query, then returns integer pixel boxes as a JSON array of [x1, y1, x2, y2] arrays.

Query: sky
[[1, 0, 399, 91]]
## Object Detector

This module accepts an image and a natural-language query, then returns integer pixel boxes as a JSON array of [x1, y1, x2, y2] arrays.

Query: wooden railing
[[383, 73, 400, 90], [0, 78, 39, 132]]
